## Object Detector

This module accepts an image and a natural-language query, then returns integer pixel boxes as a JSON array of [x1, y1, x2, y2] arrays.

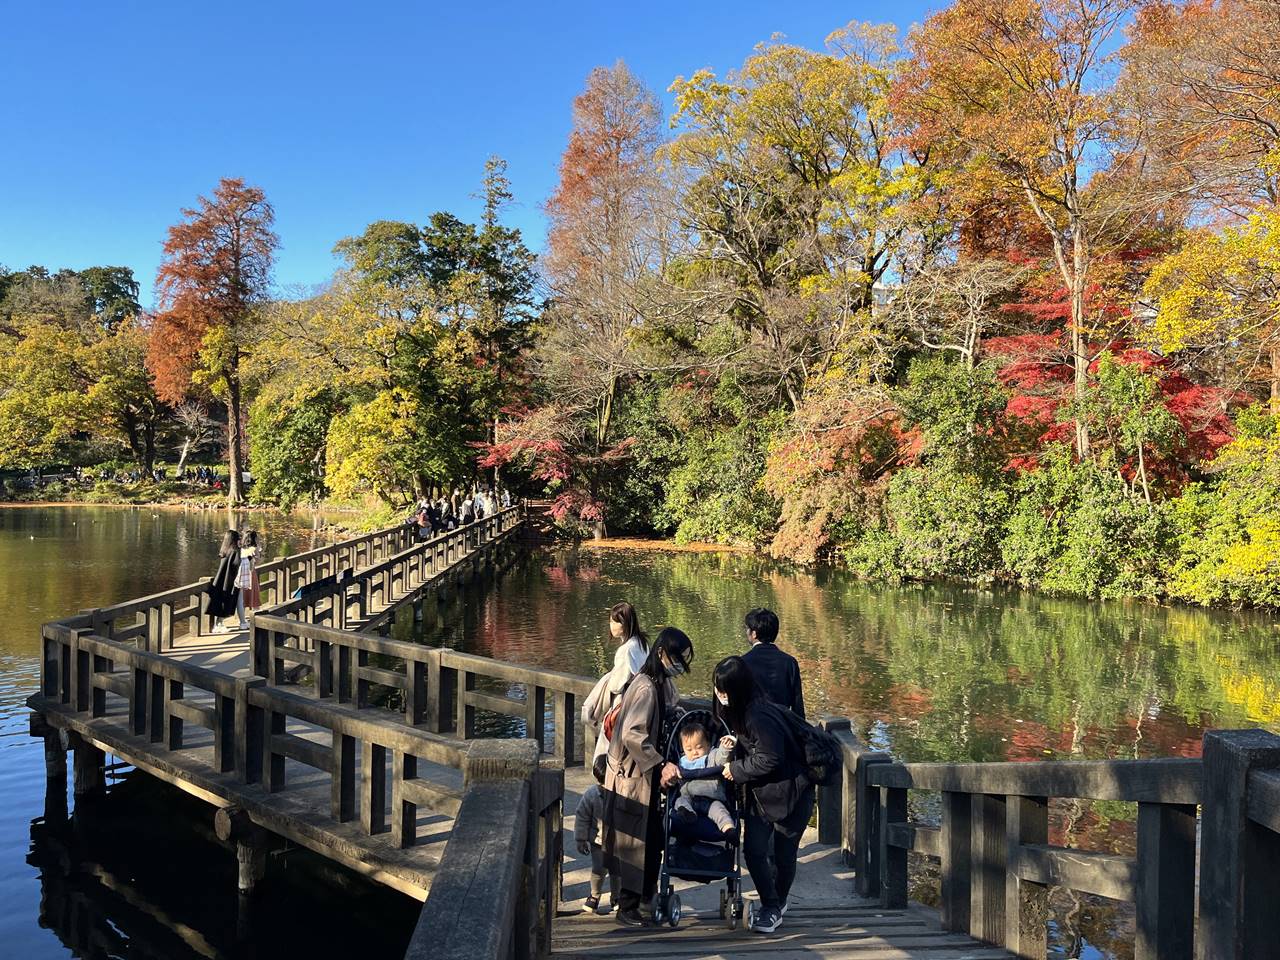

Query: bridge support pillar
[[216, 806, 269, 895], [69, 732, 105, 798]]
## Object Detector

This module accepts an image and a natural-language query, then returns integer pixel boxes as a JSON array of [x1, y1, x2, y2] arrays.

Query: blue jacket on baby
[[678, 745, 731, 804]]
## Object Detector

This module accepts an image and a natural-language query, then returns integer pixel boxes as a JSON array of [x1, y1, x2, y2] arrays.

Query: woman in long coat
[[207, 529, 241, 633], [583, 601, 649, 774], [601, 627, 693, 927]]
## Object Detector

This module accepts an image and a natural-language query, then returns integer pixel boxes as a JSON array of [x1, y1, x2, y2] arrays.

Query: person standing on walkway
[[236, 530, 260, 629], [711, 655, 814, 934], [583, 602, 649, 775], [207, 530, 241, 634], [741, 608, 804, 716], [602, 627, 693, 928]]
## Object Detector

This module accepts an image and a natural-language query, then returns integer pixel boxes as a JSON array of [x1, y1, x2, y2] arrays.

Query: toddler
[[573, 782, 618, 913], [675, 723, 735, 836]]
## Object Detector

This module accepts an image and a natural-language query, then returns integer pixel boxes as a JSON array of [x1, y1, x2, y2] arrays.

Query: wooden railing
[[254, 506, 523, 638], [38, 619, 471, 840], [52, 514, 466, 652], [405, 739, 563, 960], [815, 721, 1280, 960], [247, 618, 594, 768]]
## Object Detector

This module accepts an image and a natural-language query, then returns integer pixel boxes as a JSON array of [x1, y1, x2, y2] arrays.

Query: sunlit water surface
[[2, 515, 1276, 959]]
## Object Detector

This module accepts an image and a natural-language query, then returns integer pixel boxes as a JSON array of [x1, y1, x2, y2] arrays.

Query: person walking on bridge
[[741, 608, 804, 716], [601, 627, 693, 928]]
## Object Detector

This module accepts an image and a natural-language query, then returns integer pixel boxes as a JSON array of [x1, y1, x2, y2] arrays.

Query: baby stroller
[[651, 708, 746, 930]]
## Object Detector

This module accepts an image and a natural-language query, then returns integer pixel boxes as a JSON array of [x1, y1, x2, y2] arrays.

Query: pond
[[2, 511, 1277, 958]]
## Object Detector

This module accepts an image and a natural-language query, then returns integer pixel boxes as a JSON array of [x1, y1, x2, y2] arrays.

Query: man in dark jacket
[[741, 608, 805, 717]]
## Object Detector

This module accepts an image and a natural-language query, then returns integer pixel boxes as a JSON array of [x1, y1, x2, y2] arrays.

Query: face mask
[[663, 654, 687, 678], [716, 692, 729, 706]]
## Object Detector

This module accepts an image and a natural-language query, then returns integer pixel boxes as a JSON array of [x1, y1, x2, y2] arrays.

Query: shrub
[[1165, 407, 1280, 607]]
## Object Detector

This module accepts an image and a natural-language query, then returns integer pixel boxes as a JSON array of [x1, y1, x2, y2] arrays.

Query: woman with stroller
[[601, 627, 694, 928], [696, 655, 815, 934]]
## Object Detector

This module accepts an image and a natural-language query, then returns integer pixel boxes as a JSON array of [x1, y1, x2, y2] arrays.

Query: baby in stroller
[[674, 722, 735, 838]]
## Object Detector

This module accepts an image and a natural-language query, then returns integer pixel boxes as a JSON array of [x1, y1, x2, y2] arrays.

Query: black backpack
[[777, 707, 844, 787]]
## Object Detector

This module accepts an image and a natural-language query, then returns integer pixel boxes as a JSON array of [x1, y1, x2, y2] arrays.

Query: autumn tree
[[1122, 0, 1280, 220], [898, 0, 1145, 459], [1144, 208, 1280, 408], [490, 62, 667, 533], [668, 25, 937, 410], [149, 178, 277, 505]]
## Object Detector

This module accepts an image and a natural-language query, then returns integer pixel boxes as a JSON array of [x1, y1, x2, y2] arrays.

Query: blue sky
[[1, 0, 940, 306]]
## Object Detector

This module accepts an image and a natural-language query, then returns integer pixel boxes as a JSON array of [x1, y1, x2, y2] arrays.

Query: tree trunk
[[1070, 232, 1091, 461], [1271, 344, 1280, 414], [177, 438, 192, 474], [226, 366, 246, 506], [143, 420, 156, 474]]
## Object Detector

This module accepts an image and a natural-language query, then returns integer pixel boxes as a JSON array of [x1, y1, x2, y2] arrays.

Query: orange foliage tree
[[148, 177, 277, 505]]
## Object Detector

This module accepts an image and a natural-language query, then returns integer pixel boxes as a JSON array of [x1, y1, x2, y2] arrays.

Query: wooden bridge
[[26, 508, 1280, 960]]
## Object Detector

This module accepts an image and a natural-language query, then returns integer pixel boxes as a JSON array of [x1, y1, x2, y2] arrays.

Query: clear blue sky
[[1, 0, 940, 306]]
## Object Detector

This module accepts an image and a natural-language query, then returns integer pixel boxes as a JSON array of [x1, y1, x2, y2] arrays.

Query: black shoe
[[616, 908, 648, 928], [753, 907, 782, 933], [583, 895, 601, 913]]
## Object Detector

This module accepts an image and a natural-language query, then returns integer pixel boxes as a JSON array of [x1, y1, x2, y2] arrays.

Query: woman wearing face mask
[[601, 627, 693, 928], [707, 655, 814, 934]]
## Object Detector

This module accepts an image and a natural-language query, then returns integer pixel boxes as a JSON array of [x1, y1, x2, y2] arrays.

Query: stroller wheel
[[745, 901, 756, 931], [668, 894, 681, 928]]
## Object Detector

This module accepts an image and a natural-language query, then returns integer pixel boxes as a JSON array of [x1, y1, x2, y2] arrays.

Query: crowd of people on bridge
[[404, 484, 513, 540], [576, 603, 812, 935]]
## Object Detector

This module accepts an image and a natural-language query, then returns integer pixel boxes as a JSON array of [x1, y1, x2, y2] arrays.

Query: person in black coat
[[677, 656, 814, 935], [207, 530, 241, 633], [741, 608, 805, 716]]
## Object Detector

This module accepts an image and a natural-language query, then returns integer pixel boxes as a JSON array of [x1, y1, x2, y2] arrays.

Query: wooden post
[[526, 684, 546, 752], [392, 750, 419, 848], [854, 753, 889, 898], [361, 740, 386, 835], [333, 732, 356, 821], [463, 740, 542, 960], [1005, 795, 1048, 957], [879, 786, 908, 908], [817, 717, 850, 845], [553, 691, 578, 765], [458, 670, 476, 739], [1197, 729, 1280, 960], [940, 790, 972, 932], [1135, 802, 1196, 960], [406, 659, 426, 726], [970, 793, 1008, 947], [236, 677, 265, 784]]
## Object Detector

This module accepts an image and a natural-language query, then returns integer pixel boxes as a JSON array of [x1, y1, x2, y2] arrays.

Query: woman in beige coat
[[602, 627, 693, 927]]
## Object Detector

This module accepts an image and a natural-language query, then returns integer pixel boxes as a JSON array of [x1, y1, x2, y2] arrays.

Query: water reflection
[[28, 772, 418, 960]]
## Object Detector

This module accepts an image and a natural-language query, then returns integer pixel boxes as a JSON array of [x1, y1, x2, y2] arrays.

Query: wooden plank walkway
[[552, 905, 1011, 960], [556, 765, 1010, 959]]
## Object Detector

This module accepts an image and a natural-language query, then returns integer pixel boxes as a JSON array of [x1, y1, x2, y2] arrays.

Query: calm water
[[2, 513, 1278, 959]]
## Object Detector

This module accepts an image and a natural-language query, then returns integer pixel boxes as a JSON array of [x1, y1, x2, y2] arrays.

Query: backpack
[[777, 707, 844, 787]]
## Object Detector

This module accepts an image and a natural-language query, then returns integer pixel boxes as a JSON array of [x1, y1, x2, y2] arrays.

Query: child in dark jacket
[[573, 783, 618, 913]]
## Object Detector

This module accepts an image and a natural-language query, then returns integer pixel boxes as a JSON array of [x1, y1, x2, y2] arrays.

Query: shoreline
[[576, 536, 750, 554]]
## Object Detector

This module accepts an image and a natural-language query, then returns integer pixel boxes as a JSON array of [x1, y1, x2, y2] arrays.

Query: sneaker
[[753, 907, 782, 934], [780, 898, 790, 917], [616, 907, 648, 928], [583, 896, 600, 913]]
